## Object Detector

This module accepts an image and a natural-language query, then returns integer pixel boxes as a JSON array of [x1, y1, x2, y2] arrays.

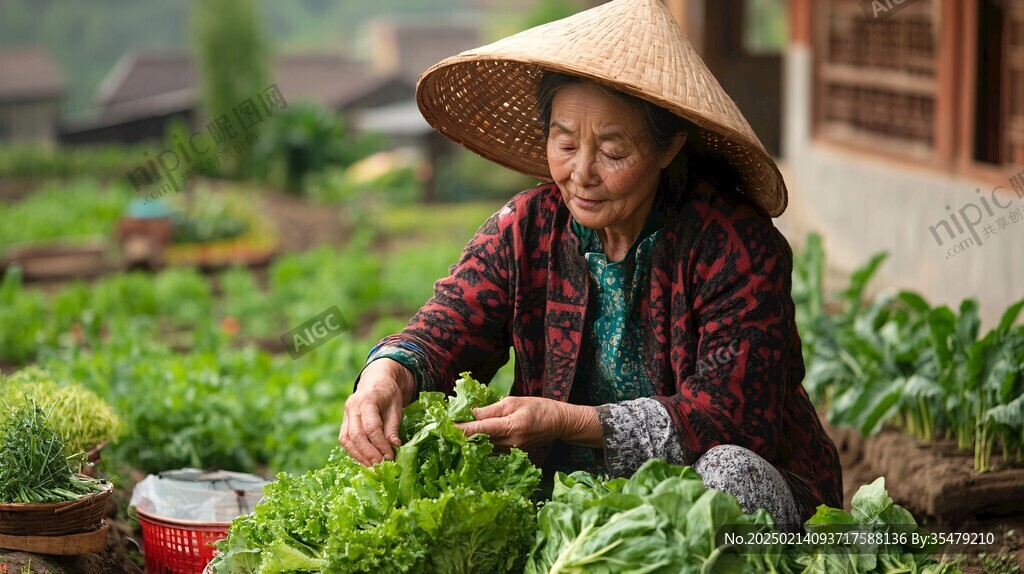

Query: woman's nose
[[571, 152, 600, 187]]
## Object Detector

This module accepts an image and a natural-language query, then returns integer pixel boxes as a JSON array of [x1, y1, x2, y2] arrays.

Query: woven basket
[[0, 520, 109, 555], [0, 478, 112, 537]]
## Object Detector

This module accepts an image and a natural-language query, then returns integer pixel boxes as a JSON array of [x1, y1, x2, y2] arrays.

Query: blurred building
[[61, 52, 413, 145], [352, 18, 485, 201], [671, 0, 1024, 324], [348, 18, 482, 141], [0, 47, 66, 145], [366, 19, 481, 83]]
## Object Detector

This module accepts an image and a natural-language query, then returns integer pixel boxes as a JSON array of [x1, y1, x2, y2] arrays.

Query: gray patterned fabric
[[694, 444, 801, 532], [596, 397, 689, 476], [597, 399, 800, 531]]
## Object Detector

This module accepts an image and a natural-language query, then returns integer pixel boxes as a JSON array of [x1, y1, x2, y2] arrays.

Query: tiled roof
[[93, 51, 409, 121], [0, 46, 66, 101]]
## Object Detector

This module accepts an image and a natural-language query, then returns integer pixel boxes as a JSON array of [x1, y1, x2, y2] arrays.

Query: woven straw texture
[[416, 0, 787, 216], [0, 480, 112, 537]]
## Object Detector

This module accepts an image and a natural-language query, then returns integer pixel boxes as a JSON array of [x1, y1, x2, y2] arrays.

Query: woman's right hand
[[339, 358, 416, 466]]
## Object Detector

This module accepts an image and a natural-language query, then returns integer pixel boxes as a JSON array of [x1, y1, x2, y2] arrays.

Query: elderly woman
[[339, 0, 841, 530]]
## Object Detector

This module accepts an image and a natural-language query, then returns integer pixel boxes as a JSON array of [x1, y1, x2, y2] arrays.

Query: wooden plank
[[955, 0, 979, 173], [819, 122, 934, 157], [934, 0, 959, 167], [790, 0, 813, 46], [819, 63, 937, 94]]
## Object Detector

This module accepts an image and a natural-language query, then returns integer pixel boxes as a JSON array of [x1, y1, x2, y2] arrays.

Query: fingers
[[339, 371, 406, 466], [383, 403, 402, 446], [341, 409, 390, 466], [460, 397, 519, 444], [361, 404, 396, 461], [338, 417, 349, 448], [458, 416, 514, 441], [471, 397, 516, 420]]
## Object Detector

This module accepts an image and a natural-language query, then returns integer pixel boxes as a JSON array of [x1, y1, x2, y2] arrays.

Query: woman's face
[[546, 82, 680, 238]]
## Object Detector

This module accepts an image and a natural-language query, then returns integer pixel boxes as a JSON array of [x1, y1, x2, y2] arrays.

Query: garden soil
[[258, 188, 349, 251], [826, 422, 1024, 571], [826, 422, 1024, 521]]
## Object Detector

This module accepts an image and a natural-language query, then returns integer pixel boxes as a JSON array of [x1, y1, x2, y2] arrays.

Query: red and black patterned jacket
[[368, 181, 842, 520]]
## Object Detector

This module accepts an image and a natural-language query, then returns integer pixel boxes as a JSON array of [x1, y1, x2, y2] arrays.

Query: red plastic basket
[[136, 508, 229, 574]]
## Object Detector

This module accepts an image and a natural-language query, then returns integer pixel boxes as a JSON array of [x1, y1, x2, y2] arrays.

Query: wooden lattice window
[[1005, 1, 1024, 165], [815, 0, 939, 158]]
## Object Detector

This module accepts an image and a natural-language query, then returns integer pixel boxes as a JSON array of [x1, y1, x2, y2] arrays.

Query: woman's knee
[[693, 444, 801, 531]]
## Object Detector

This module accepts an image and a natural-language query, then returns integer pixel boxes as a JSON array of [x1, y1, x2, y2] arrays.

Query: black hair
[[536, 71, 742, 213]]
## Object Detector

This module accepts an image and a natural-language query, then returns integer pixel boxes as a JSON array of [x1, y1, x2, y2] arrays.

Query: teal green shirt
[[569, 216, 661, 406], [561, 210, 663, 474]]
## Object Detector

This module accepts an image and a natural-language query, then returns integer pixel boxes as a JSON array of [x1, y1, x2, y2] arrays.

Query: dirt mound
[[825, 422, 1024, 523]]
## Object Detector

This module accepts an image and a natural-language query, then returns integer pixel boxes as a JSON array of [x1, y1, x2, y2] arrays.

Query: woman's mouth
[[572, 195, 604, 209]]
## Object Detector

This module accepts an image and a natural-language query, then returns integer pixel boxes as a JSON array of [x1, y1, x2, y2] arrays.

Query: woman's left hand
[[455, 396, 602, 451]]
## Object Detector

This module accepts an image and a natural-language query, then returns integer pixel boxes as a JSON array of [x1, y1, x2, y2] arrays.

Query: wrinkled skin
[[338, 358, 413, 465]]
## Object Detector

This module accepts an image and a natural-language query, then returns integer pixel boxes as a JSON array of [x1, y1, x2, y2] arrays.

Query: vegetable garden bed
[[827, 422, 1024, 523], [2, 241, 109, 281]]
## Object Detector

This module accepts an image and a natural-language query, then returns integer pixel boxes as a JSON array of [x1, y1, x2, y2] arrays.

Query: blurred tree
[[254, 103, 381, 194], [520, 0, 586, 29], [191, 0, 268, 178]]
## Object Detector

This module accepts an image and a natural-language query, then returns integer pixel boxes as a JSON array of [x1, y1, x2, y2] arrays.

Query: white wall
[[778, 46, 1023, 326]]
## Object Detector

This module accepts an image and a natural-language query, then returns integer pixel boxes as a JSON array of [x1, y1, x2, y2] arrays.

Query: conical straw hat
[[416, 0, 787, 216]]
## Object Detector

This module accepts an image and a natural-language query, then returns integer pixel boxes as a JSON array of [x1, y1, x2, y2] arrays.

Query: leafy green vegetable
[[0, 403, 104, 503], [209, 372, 540, 574], [526, 459, 779, 574], [0, 366, 122, 455], [793, 233, 1024, 471], [528, 462, 959, 574], [0, 178, 132, 254], [796, 477, 958, 573], [38, 330, 365, 475], [447, 374, 501, 423]]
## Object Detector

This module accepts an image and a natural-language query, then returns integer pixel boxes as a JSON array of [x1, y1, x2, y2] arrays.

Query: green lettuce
[[209, 372, 540, 574], [525, 459, 779, 574], [795, 477, 958, 573]]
